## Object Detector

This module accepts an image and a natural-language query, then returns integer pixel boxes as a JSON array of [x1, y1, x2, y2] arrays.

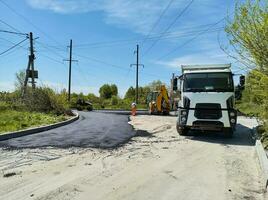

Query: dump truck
[[173, 64, 245, 137], [146, 85, 170, 115]]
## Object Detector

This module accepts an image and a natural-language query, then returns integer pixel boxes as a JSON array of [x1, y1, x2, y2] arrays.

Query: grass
[[0, 110, 68, 135], [236, 102, 268, 149]]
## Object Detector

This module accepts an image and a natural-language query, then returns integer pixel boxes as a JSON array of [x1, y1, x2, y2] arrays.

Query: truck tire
[[223, 128, 233, 138], [176, 124, 189, 136]]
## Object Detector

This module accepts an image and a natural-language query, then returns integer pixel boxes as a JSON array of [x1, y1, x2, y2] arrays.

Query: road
[[0, 111, 135, 149], [0, 115, 266, 200]]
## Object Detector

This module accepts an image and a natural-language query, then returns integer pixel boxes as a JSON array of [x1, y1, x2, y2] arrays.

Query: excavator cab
[[147, 85, 170, 115]]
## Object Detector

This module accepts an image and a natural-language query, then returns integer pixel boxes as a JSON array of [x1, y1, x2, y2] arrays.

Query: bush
[[23, 87, 69, 115], [237, 70, 268, 149], [111, 95, 118, 106], [0, 101, 10, 111]]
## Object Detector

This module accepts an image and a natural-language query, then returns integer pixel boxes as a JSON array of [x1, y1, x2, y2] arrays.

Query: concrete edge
[[253, 127, 268, 192], [0, 111, 79, 141]]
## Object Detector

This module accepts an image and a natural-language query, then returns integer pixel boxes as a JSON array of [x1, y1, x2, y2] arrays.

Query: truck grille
[[194, 103, 222, 119]]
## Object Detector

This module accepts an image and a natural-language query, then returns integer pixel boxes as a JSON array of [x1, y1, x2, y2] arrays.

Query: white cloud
[[26, 0, 103, 13], [26, 0, 229, 37], [26, 0, 202, 34]]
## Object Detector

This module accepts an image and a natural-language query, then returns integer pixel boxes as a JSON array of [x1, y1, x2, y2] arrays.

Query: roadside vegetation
[[0, 102, 66, 134], [0, 71, 71, 134], [225, 0, 268, 148], [70, 80, 165, 110], [0, 69, 165, 134]]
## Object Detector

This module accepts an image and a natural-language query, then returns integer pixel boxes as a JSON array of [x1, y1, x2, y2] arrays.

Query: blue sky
[[0, 0, 245, 97]]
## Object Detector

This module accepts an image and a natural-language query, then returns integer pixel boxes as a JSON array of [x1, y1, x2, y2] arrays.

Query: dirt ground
[[0, 115, 266, 200]]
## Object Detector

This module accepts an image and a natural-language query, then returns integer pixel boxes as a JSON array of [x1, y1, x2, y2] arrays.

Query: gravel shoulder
[[0, 116, 266, 200]]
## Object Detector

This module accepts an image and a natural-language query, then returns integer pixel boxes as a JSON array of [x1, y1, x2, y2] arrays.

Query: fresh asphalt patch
[[0, 111, 136, 149]]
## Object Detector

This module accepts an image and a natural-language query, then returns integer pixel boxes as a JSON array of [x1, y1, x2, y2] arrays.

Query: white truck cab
[[175, 64, 237, 137]]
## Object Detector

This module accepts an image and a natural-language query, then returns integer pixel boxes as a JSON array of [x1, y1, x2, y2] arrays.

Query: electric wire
[[36, 27, 223, 52], [0, 18, 22, 33], [143, 0, 195, 56], [141, 0, 175, 45], [0, 0, 63, 46], [156, 17, 227, 61], [0, 37, 28, 56], [0, 29, 28, 36]]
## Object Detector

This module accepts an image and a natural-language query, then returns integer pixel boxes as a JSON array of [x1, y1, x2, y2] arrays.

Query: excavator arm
[[156, 85, 170, 113]]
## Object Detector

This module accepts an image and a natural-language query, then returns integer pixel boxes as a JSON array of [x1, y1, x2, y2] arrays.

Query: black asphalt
[[0, 112, 136, 149], [94, 109, 149, 115]]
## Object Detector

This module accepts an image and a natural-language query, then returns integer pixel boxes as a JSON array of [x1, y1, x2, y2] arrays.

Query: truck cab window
[[183, 72, 234, 92]]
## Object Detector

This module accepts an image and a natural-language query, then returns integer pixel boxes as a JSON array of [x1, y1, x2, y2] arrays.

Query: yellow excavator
[[147, 85, 170, 115]]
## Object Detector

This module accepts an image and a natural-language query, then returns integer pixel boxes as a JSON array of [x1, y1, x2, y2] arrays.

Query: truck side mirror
[[173, 78, 178, 91], [239, 75, 245, 90]]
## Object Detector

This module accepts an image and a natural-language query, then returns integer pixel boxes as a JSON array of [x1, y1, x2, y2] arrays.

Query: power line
[[156, 17, 226, 61], [143, 0, 195, 56], [0, 29, 28, 36], [141, 0, 175, 45], [35, 41, 66, 59], [30, 23, 223, 50], [0, 0, 63, 46], [0, 18, 22, 33], [38, 52, 64, 65], [0, 37, 28, 56], [75, 53, 168, 79], [0, 37, 28, 50], [75, 28, 223, 49], [74, 53, 128, 71], [36, 26, 223, 51]]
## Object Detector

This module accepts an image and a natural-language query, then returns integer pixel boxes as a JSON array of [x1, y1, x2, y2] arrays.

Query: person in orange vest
[[131, 102, 137, 116]]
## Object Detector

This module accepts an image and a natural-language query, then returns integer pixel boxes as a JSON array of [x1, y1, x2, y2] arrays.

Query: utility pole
[[130, 44, 144, 104], [23, 32, 38, 96], [64, 39, 78, 102]]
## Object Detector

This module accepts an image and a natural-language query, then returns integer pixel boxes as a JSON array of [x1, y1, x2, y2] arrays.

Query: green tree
[[124, 86, 135, 100], [226, 0, 268, 148], [15, 70, 25, 90], [110, 84, 118, 96], [87, 93, 99, 102], [225, 0, 268, 71], [99, 84, 112, 99], [110, 95, 119, 105], [147, 80, 164, 91]]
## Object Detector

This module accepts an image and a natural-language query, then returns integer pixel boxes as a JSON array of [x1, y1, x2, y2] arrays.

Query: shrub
[[23, 87, 69, 115], [111, 95, 118, 106]]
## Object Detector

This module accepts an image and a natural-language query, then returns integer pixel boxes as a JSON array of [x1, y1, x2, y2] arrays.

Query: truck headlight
[[181, 111, 187, 116], [229, 112, 236, 117], [181, 117, 186, 122], [230, 118, 236, 123]]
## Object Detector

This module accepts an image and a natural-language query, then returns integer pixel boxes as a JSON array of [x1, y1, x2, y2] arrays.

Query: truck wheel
[[176, 124, 189, 136], [223, 128, 233, 138]]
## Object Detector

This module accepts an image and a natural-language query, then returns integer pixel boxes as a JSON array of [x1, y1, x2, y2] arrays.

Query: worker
[[131, 102, 137, 116]]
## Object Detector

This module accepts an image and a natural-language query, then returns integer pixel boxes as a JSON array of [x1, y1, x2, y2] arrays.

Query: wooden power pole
[[23, 32, 38, 96], [130, 44, 144, 104], [64, 39, 78, 102]]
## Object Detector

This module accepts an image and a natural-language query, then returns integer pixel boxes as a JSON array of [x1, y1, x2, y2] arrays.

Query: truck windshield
[[183, 72, 234, 92]]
